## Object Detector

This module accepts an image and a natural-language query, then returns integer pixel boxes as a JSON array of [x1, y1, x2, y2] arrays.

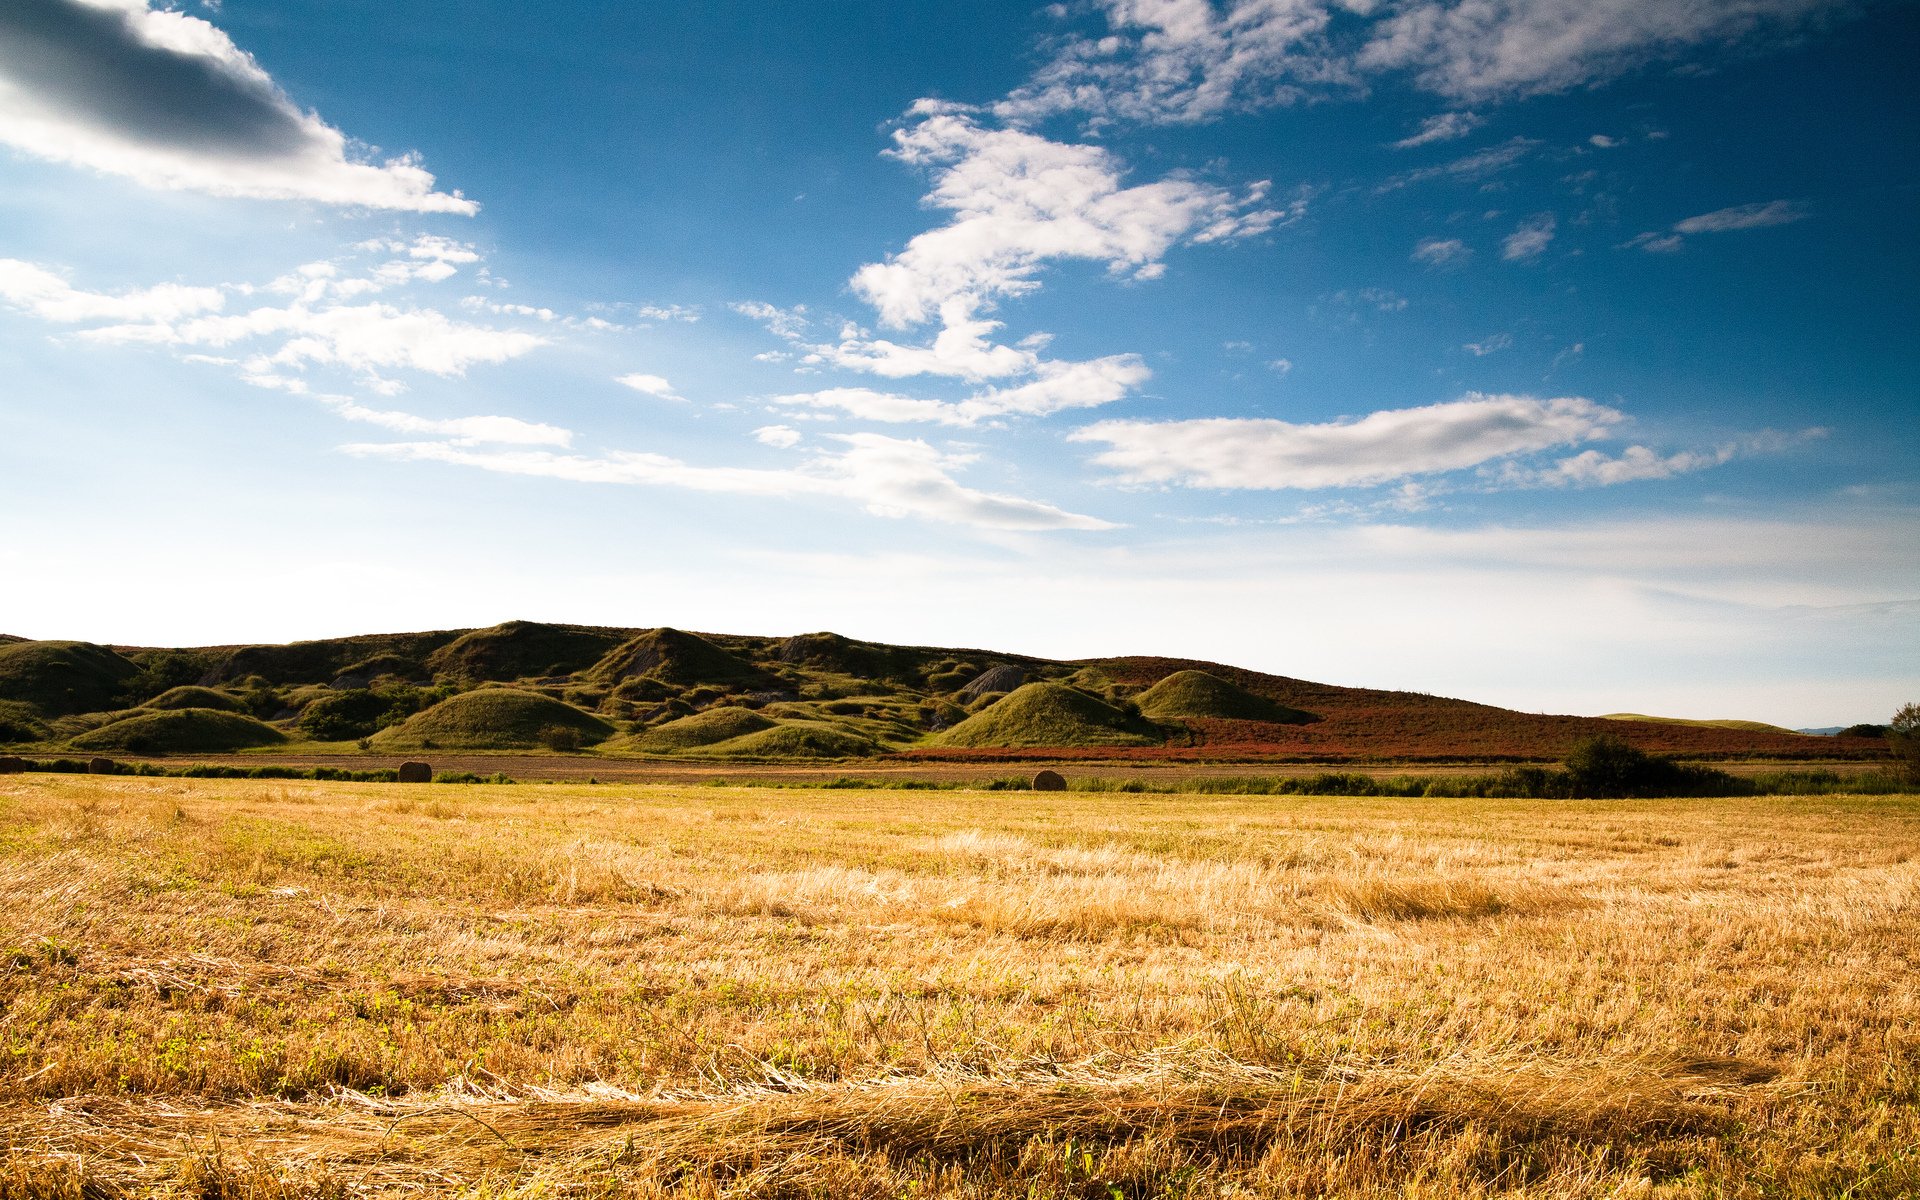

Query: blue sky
[[1, 0, 1915, 726]]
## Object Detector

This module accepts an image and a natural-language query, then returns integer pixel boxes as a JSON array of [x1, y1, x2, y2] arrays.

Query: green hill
[[1602, 713, 1804, 736], [0, 641, 140, 715], [617, 706, 776, 753], [587, 628, 764, 687], [931, 682, 1163, 749], [0, 700, 51, 744], [146, 685, 246, 713], [425, 621, 629, 682], [69, 708, 286, 753], [694, 721, 878, 759], [1134, 670, 1315, 724], [371, 689, 614, 750]]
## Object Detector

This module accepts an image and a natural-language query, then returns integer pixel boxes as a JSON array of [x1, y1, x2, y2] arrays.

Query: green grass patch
[[932, 682, 1163, 749], [67, 708, 287, 753], [370, 688, 613, 750], [1133, 669, 1316, 724]]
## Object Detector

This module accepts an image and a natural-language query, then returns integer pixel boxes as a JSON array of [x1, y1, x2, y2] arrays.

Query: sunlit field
[[3, 774, 1918, 1198]]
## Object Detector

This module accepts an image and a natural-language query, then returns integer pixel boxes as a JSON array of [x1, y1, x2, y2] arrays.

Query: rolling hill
[[0, 623, 1891, 763]]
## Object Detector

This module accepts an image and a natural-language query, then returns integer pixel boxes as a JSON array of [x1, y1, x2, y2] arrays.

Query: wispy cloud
[[1073, 393, 1621, 489], [1502, 212, 1556, 261], [1393, 111, 1484, 148], [615, 373, 684, 402], [1623, 198, 1811, 252], [0, 258, 224, 323], [771, 354, 1152, 427], [346, 432, 1117, 531], [0, 0, 473, 211], [1411, 237, 1471, 266], [1356, 0, 1845, 100]]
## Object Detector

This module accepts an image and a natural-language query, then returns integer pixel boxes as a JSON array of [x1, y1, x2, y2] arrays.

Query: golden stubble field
[[1, 775, 1917, 1198]]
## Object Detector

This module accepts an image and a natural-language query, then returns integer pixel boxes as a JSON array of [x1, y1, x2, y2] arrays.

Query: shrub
[[1891, 703, 1920, 783]]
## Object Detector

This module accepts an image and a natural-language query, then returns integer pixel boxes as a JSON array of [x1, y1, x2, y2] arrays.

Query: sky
[[0, 0, 1915, 727]]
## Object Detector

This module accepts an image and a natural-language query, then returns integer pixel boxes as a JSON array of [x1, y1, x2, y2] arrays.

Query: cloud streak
[[346, 433, 1117, 532], [1072, 393, 1622, 489]]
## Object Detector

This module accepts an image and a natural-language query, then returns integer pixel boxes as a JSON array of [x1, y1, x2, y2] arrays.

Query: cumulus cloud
[[752, 424, 802, 449], [849, 112, 1288, 329], [1411, 237, 1471, 266], [345, 432, 1117, 531], [616, 373, 684, 401], [1502, 213, 1556, 260], [0, 0, 474, 211], [1393, 111, 1484, 148], [1356, 0, 1841, 100], [1072, 393, 1622, 488]]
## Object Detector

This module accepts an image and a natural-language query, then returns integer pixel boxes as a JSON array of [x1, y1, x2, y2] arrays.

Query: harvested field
[[2, 774, 1918, 1197]]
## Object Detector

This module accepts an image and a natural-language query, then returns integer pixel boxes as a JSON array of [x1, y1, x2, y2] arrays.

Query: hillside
[[0, 623, 1890, 763]]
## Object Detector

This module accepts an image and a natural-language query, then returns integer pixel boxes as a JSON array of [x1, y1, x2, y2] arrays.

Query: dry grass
[[2, 776, 1918, 1197]]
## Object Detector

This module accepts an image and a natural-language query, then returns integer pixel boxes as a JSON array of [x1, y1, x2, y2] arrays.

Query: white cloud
[[1463, 332, 1511, 356], [615, 373, 684, 402], [1501, 212, 1556, 261], [1267, 357, 1293, 374], [1673, 199, 1810, 234], [0, 0, 474, 211], [1588, 133, 1620, 148], [752, 424, 802, 449], [84, 300, 547, 377], [344, 432, 1117, 532], [321, 397, 572, 447], [0, 258, 225, 322], [1411, 237, 1471, 266], [1072, 393, 1622, 489], [731, 301, 809, 340], [993, 0, 1346, 126], [1393, 111, 1484, 148], [1623, 199, 1810, 253], [1381, 135, 1539, 191], [633, 304, 700, 323], [1356, 0, 1841, 100], [773, 353, 1152, 427], [849, 112, 1288, 329], [1328, 287, 1408, 313], [1493, 428, 1826, 487]]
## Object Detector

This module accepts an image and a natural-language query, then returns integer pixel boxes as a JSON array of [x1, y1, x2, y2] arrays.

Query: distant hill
[[1601, 713, 1801, 736], [0, 622, 1893, 763]]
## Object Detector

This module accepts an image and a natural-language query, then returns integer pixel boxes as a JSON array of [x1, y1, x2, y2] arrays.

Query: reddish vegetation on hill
[[899, 656, 1880, 763]]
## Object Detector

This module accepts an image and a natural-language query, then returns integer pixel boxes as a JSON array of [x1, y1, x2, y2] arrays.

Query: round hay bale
[[1032, 769, 1067, 792], [397, 761, 432, 783], [87, 757, 119, 775], [0, 755, 26, 774]]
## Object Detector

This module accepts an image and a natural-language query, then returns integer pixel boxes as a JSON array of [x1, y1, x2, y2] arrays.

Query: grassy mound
[[587, 628, 764, 687], [695, 722, 878, 759], [70, 708, 286, 753], [1134, 670, 1315, 724], [370, 688, 614, 750], [0, 641, 140, 716], [426, 621, 628, 682], [0, 699, 50, 744], [1602, 713, 1804, 736], [932, 683, 1163, 749], [619, 706, 777, 753], [146, 686, 246, 713]]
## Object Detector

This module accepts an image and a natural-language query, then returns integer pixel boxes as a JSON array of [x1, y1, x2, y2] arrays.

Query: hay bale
[[397, 761, 432, 783], [1032, 769, 1067, 792], [87, 757, 118, 775], [0, 755, 26, 774]]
